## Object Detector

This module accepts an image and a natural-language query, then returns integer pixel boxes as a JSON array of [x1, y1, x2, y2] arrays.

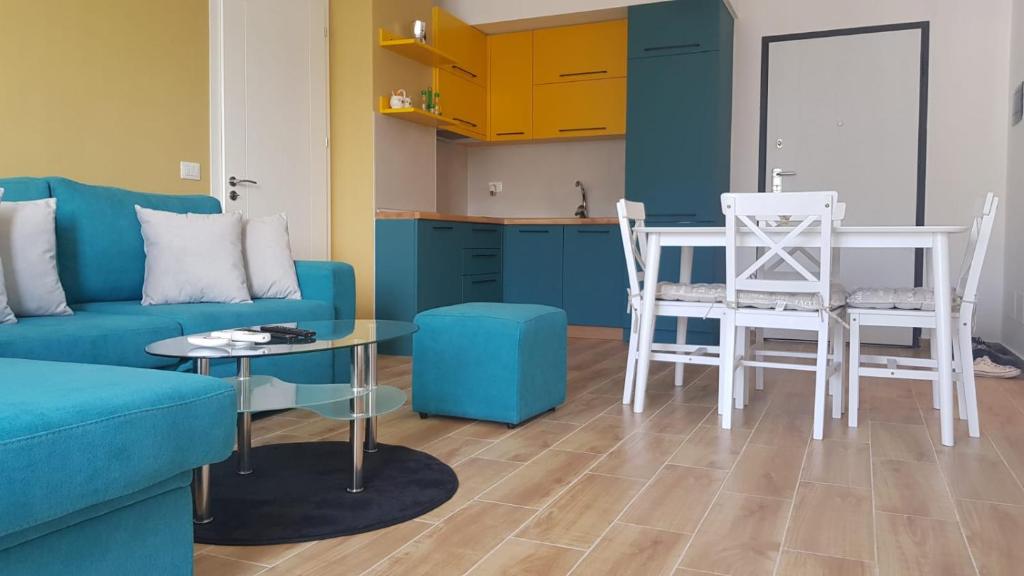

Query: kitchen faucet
[[574, 180, 589, 218]]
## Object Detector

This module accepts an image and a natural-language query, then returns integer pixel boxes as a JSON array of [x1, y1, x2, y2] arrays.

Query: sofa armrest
[[295, 260, 356, 321]]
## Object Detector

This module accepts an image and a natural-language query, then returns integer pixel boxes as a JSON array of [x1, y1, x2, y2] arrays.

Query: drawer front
[[503, 225, 564, 308], [534, 77, 626, 139], [462, 248, 500, 275], [463, 223, 502, 248], [462, 274, 502, 303], [533, 20, 627, 84], [436, 67, 486, 136]]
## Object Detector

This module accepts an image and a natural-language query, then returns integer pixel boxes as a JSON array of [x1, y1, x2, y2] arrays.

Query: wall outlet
[[179, 161, 201, 181], [488, 182, 502, 196]]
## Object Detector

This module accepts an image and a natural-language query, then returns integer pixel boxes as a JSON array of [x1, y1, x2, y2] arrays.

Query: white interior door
[[764, 27, 924, 345], [216, 0, 330, 260]]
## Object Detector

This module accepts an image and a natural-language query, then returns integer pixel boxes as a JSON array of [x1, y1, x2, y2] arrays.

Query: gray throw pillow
[[244, 214, 302, 300], [135, 206, 252, 305], [0, 197, 73, 318]]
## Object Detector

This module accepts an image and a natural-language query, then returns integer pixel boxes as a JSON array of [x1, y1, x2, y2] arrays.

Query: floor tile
[[193, 554, 266, 576], [785, 482, 874, 562], [554, 415, 633, 454], [801, 440, 870, 489], [870, 422, 934, 463], [776, 550, 874, 576], [478, 420, 580, 463], [590, 432, 686, 480], [546, 394, 620, 425], [422, 457, 522, 521], [937, 449, 1024, 505], [872, 459, 956, 520], [641, 403, 712, 436], [874, 512, 975, 576], [621, 465, 727, 534], [723, 442, 807, 500], [481, 449, 597, 508], [571, 523, 689, 576], [466, 538, 583, 576], [420, 435, 494, 466], [957, 498, 1024, 576], [670, 425, 752, 470], [679, 492, 790, 576], [261, 521, 432, 575]]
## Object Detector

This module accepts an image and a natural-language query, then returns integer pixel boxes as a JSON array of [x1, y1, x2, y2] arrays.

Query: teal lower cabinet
[[562, 226, 628, 327], [503, 226, 564, 308]]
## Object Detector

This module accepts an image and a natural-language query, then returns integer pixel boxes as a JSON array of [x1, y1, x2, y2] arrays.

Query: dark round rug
[[193, 441, 458, 546]]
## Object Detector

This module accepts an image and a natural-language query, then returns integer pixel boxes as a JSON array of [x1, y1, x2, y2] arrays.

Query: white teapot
[[389, 89, 411, 109]]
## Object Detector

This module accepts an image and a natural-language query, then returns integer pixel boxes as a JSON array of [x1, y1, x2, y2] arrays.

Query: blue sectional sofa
[[0, 176, 355, 383], [0, 176, 357, 574]]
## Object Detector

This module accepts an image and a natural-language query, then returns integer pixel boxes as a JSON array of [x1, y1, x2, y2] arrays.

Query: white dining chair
[[847, 193, 999, 437], [719, 191, 845, 439], [617, 199, 730, 408]]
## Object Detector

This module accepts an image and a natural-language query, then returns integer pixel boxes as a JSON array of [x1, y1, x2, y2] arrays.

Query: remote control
[[259, 325, 317, 339], [209, 330, 272, 344]]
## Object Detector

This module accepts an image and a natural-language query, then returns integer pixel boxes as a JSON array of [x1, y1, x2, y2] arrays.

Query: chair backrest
[[956, 193, 999, 305], [616, 199, 647, 303], [721, 191, 839, 307]]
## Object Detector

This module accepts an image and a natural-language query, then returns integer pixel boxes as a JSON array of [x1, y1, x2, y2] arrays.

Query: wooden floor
[[194, 338, 1024, 576]]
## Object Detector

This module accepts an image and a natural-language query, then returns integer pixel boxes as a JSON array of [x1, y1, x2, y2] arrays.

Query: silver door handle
[[228, 176, 258, 187], [772, 169, 797, 177], [771, 168, 797, 193]]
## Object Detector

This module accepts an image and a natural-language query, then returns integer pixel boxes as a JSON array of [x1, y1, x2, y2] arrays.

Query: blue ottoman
[[413, 303, 567, 426]]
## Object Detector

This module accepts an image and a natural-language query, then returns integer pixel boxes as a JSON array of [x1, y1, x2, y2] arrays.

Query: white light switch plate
[[180, 161, 201, 181], [488, 182, 502, 196]]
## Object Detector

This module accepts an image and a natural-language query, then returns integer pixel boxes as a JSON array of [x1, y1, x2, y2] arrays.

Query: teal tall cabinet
[[626, 0, 733, 345]]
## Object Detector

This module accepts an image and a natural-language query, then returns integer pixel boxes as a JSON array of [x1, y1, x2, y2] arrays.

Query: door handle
[[771, 168, 797, 193], [229, 190, 240, 201], [229, 176, 258, 187]]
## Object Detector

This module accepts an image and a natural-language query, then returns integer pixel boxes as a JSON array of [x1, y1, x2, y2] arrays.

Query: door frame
[[208, 0, 332, 256], [757, 21, 930, 290]]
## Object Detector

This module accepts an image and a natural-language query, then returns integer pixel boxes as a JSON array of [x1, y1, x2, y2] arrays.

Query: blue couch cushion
[[75, 298, 335, 334], [0, 177, 51, 201], [0, 312, 181, 369], [48, 178, 222, 304], [0, 358, 235, 540]]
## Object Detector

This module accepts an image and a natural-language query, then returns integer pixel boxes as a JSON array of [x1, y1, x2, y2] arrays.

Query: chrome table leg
[[193, 358, 213, 524], [237, 357, 253, 475]]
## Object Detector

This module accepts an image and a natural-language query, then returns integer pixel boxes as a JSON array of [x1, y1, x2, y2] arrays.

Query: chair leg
[[812, 318, 829, 440], [754, 328, 765, 391], [958, 319, 981, 437], [623, 313, 639, 405], [830, 317, 844, 419], [849, 314, 861, 428], [735, 327, 747, 409], [930, 330, 941, 411], [675, 317, 687, 388], [718, 314, 736, 429], [952, 328, 968, 421]]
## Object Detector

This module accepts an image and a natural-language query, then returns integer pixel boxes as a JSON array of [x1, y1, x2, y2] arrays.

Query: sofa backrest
[[0, 177, 222, 304], [0, 177, 51, 201]]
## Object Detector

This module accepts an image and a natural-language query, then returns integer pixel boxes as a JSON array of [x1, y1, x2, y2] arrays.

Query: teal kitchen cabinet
[[562, 226, 627, 327], [502, 226, 563, 308], [376, 219, 503, 354], [628, 0, 732, 57]]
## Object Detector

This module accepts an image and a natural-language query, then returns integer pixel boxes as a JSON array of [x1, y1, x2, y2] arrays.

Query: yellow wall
[[0, 0, 210, 194]]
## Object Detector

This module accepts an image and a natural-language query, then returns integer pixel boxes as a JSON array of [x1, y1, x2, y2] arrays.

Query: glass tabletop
[[145, 319, 418, 360], [229, 375, 406, 419]]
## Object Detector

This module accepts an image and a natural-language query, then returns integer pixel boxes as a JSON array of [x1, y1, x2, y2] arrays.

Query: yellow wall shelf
[[379, 29, 455, 68], [378, 97, 450, 127]]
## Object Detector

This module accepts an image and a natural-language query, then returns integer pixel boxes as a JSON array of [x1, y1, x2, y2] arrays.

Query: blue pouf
[[412, 303, 567, 426]]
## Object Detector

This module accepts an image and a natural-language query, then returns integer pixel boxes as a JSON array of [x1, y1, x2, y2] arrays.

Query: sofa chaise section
[[0, 358, 235, 575]]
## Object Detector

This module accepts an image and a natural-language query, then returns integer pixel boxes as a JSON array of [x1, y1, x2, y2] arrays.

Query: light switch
[[488, 182, 502, 196], [180, 161, 201, 181]]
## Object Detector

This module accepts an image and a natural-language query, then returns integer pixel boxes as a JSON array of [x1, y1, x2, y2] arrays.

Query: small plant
[[420, 88, 441, 114]]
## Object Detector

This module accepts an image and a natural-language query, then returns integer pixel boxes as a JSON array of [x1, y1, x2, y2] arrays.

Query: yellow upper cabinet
[[488, 31, 533, 141], [533, 77, 626, 140], [432, 7, 487, 87], [435, 67, 486, 138], [533, 20, 628, 85]]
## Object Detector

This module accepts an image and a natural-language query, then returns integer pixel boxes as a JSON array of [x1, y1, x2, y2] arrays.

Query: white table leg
[[633, 233, 662, 413], [674, 247, 694, 388], [933, 235, 955, 447]]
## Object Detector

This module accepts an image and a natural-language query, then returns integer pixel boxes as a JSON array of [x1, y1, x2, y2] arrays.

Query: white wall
[[373, 114, 437, 211], [436, 140, 469, 214], [728, 0, 1013, 341], [1003, 0, 1024, 354], [466, 138, 626, 217]]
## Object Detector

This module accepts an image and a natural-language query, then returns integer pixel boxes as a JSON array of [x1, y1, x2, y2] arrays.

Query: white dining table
[[632, 225, 968, 447]]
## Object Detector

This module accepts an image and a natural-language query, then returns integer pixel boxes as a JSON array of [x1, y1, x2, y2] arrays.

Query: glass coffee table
[[146, 319, 417, 524]]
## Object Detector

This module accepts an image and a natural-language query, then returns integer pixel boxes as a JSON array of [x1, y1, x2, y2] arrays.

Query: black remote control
[[259, 325, 317, 339]]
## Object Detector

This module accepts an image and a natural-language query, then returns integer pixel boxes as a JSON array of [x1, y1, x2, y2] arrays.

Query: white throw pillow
[[135, 206, 252, 305], [0, 196, 73, 317], [244, 214, 302, 300], [0, 254, 14, 324]]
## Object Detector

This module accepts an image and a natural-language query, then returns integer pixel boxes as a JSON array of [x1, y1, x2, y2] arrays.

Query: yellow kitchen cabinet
[[435, 67, 486, 138], [432, 6, 487, 87], [533, 77, 626, 139], [533, 20, 627, 85], [488, 31, 533, 141]]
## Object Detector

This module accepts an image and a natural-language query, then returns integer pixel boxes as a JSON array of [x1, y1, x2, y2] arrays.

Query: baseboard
[[568, 325, 623, 340]]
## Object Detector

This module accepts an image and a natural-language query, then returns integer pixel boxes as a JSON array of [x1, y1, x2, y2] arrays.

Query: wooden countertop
[[376, 210, 617, 225]]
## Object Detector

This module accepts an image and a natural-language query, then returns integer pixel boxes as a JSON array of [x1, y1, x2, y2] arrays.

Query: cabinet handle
[[559, 127, 607, 133], [471, 253, 497, 258], [518, 229, 550, 234], [559, 70, 608, 77], [432, 225, 455, 230], [496, 131, 525, 136], [453, 117, 478, 128], [471, 228, 497, 233], [643, 43, 701, 52], [471, 278, 497, 284], [451, 64, 478, 78], [577, 229, 611, 234]]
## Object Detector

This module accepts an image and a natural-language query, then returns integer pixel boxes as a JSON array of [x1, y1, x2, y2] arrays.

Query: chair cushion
[[75, 298, 334, 334], [846, 287, 935, 310], [0, 311, 182, 369], [0, 358, 235, 540], [48, 178, 222, 304], [656, 282, 847, 310], [0, 177, 51, 202]]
